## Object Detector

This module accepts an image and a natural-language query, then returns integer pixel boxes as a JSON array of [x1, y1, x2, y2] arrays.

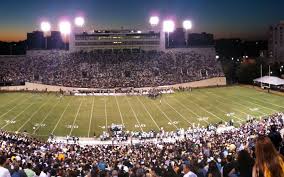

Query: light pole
[[59, 21, 71, 50], [40, 21, 51, 49], [183, 20, 192, 47], [149, 16, 159, 31], [163, 20, 175, 48]]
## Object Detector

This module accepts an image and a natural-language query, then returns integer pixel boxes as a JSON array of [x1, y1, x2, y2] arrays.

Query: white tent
[[253, 76, 284, 86]]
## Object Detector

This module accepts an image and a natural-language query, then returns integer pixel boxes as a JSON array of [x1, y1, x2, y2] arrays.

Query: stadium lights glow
[[163, 20, 175, 33], [183, 20, 192, 30], [137, 30, 142, 33], [40, 21, 51, 32], [149, 16, 159, 26], [74, 17, 85, 27], [59, 21, 71, 35], [215, 55, 219, 59]]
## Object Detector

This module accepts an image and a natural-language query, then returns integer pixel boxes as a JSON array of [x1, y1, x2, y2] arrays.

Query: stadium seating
[[0, 112, 283, 177], [0, 50, 224, 88]]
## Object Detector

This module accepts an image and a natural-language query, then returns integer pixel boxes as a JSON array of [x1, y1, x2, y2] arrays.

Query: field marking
[[192, 93, 244, 122], [88, 97, 95, 137], [51, 98, 72, 134], [136, 97, 160, 130], [185, 93, 227, 123], [151, 100, 178, 129], [0, 93, 25, 110], [171, 97, 209, 124], [241, 95, 284, 109], [0, 95, 33, 120], [163, 99, 193, 126], [1, 102, 35, 129], [207, 91, 267, 116], [214, 90, 279, 113], [231, 94, 282, 112], [203, 92, 252, 119], [16, 96, 53, 132], [104, 97, 108, 131], [217, 92, 275, 114], [126, 97, 143, 132], [115, 96, 125, 126], [69, 98, 83, 136], [32, 98, 60, 134]]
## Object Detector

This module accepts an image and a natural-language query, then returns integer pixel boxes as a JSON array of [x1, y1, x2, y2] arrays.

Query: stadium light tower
[[183, 20, 192, 47], [59, 21, 71, 50], [40, 21, 51, 49], [163, 20, 175, 48], [149, 16, 159, 27], [74, 16, 85, 27]]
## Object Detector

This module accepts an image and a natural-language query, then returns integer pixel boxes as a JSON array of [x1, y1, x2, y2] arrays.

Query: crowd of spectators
[[0, 50, 224, 88], [0, 112, 283, 177]]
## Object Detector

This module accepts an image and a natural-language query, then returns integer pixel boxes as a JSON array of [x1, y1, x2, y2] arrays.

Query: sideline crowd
[[0, 113, 283, 177]]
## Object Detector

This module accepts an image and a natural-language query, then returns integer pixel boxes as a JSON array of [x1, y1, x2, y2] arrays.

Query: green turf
[[0, 86, 283, 138]]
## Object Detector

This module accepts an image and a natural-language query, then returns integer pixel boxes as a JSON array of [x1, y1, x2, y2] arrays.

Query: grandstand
[[0, 21, 284, 177]]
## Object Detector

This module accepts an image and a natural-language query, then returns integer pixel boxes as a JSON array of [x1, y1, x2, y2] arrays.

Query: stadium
[[0, 3, 284, 177]]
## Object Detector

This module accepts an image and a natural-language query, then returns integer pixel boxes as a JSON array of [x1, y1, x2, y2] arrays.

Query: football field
[[0, 86, 283, 138]]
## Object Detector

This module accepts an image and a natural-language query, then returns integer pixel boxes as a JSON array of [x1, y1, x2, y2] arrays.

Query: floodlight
[[149, 16, 159, 26], [59, 21, 71, 35], [216, 55, 219, 59], [163, 20, 175, 33], [183, 20, 192, 30], [74, 17, 85, 27], [41, 21, 51, 32]]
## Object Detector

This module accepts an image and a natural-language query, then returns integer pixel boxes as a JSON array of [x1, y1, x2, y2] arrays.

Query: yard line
[[232, 95, 284, 112], [69, 98, 83, 136], [239, 95, 284, 109], [151, 100, 178, 129], [32, 99, 60, 134], [0, 95, 33, 119], [218, 92, 276, 113], [203, 92, 252, 119], [1, 102, 35, 129], [185, 93, 227, 123], [17, 96, 53, 132], [115, 96, 125, 126], [136, 97, 160, 130], [192, 93, 244, 122], [51, 98, 72, 134], [88, 97, 95, 137], [0, 93, 25, 109], [104, 97, 108, 131], [171, 97, 209, 124], [207, 91, 267, 116], [163, 99, 193, 126], [126, 97, 143, 132]]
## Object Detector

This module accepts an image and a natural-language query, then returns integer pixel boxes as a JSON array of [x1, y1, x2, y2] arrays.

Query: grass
[[0, 85, 283, 138]]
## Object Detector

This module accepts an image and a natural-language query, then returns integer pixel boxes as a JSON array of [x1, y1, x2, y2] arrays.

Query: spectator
[[0, 155, 11, 177], [268, 125, 282, 151], [236, 150, 254, 177], [183, 164, 197, 177], [253, 136, 284, 177]]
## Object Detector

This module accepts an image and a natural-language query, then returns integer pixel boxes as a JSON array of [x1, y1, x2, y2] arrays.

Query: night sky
[[1, 0, 284, 41]]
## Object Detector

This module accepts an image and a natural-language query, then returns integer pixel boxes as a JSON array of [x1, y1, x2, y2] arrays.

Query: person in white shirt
[[183, 163, 197, 177], [0, 155, 11, 177]]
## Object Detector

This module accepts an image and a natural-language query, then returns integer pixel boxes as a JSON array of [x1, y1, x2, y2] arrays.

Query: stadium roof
[[253, 76, 284, 86]]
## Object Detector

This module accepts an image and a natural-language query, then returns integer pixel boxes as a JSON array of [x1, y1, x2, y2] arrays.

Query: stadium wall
[[0, 77, 226, 92]]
